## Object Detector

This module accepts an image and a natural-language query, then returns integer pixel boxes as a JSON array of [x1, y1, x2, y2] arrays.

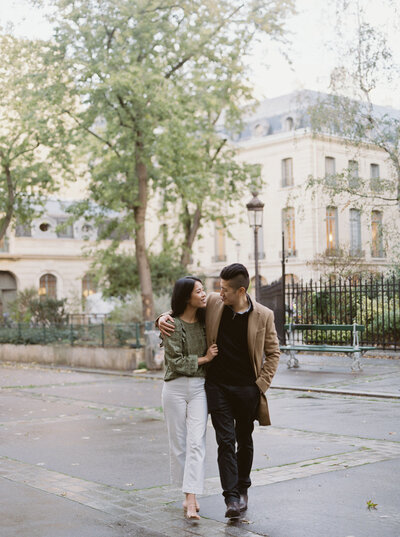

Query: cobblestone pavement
[[1, 358, 400, 537]]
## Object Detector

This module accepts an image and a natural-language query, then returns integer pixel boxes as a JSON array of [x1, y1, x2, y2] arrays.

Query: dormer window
[[285, 117, 294, 131], [254, 123, 265, 137]]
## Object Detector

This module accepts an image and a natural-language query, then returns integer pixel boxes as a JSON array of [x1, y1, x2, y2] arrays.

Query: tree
[[157, 87, 262, 268], [306, 0, 400, 213], [39, 0, 294, 320], [307, 244, 378, 280], [93, 249, 186, 300], [0, 34, 73, 241]]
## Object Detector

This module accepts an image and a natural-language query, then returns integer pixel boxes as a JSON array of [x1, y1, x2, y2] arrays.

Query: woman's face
[[188, 281, 207, 309]]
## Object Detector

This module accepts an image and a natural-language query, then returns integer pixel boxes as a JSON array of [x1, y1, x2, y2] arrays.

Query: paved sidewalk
[[1, 354, 399, 537]]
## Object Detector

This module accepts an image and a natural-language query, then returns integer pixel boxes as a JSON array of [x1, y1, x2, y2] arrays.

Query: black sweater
[[207, 304, 256, 386]]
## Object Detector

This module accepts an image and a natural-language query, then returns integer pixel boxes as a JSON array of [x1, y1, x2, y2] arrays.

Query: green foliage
[[291, 278, 400, 345], [355, 295, 400, 343], [46, 0, 294, 318], [366, 500, 378, 510], [95, 250, 186, 300], [107, 291, 171, 324], [0, 321, 142, 347], [29, 297, 69, 326], [7, 288, 37, 323], [7, 289, 69, 326], [0, 33, 75, 241], [0, 324, 72, 345]]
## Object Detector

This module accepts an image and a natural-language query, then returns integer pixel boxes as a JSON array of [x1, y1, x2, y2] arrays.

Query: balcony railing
[[279, 249, 297, 258]]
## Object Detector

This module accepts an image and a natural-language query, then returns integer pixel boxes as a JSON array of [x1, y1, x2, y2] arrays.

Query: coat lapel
[[247, 299, 261, 375], [206, 293, 224, 345]]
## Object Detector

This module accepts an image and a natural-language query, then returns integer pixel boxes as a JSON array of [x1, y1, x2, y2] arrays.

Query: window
[[348, 160, 359, 189], [370, 163, 380, 191], [98, 220, 129, 240], [325, 157, 336, 186], [254, 123, 266, 136], [213, 219, 226, 262], [39, 274, 57, 298], [81, 223, 95, 240], [39, 222, 51, 232], [349, 209, 362, 256], [82, 274, 97, 299], [326, 206, 338, 253], [371, 211, 384, 258], [285, 117, 294, 131], [282, 207, 296, 256], [281, 158, 293, 187], [56, 218, 74, 238]]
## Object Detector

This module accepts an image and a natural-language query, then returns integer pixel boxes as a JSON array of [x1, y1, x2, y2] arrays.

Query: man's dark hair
[[171, 276, 205, 321], [220, 263, 249, 291]]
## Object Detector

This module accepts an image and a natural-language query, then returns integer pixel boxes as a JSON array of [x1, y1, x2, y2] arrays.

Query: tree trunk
[[134, 142, 154, 321], [180, 205, 201, 268], [0, 165, 15, 241]]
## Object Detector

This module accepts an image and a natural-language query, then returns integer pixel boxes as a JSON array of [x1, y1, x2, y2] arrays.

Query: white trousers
[[162, 377, 208, 494]]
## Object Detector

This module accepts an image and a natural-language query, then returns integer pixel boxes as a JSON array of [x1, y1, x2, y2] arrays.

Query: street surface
[[1, 353, 400, 537]]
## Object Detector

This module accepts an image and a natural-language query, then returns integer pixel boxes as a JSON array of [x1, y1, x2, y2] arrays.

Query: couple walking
[[158, 263, 280, 520]]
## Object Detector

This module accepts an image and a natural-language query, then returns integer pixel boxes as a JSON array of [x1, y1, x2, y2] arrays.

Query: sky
[[1, 0, 399, 108]]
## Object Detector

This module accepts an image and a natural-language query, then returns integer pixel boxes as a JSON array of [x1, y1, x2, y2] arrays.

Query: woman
[[161, 276, 218, 519]]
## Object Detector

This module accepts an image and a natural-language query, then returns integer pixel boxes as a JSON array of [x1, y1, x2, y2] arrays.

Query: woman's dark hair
[[171, 276, 205, 321]]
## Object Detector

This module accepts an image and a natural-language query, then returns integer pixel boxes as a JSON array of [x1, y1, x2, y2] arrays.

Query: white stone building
[[190, 91, 397, 291], [1, 91, 397, 313]]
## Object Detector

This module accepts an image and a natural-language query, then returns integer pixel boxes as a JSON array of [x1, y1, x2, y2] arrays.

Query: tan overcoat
[[204, 292, 280, 426]]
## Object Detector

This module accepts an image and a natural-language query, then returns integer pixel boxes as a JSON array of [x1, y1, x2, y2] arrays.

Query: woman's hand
[[205, 344, 218, 362]]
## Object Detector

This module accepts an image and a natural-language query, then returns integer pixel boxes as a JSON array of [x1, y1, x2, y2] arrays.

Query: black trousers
[[205, 380, 260, 504]]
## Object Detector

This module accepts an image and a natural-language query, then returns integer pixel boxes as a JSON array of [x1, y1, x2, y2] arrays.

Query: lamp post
[[246, 192, 264, 302]]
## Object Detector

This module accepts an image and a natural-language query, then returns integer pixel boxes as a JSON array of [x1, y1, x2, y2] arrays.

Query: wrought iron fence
[[0, 320, 155, 348], [285, 276, 400, 349]]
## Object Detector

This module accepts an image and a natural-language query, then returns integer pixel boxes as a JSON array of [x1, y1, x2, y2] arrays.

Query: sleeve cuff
[[187, 354, 199, 375], [256, 377, 268, 394]]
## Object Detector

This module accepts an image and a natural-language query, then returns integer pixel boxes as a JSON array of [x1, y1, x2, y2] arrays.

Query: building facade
[[1, 91, 397, 313], [190, 92, 396, 290]]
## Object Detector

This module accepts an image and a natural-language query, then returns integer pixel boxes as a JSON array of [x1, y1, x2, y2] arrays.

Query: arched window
[[82, 274, 97, 299], [39, 274, 57, 298], [285, 274, 299, 284]]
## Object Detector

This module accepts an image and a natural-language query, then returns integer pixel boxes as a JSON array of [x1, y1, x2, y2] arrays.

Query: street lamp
[[246, 192, 264, 302]]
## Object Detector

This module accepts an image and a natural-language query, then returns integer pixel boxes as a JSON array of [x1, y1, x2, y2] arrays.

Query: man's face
[[219, 279, 241, 306]]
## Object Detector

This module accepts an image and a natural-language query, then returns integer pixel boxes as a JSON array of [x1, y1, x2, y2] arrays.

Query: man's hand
[[159, 314, 175, 336]]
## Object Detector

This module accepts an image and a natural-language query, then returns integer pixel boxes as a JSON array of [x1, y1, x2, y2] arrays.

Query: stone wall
[[0, 344, 144, 371]]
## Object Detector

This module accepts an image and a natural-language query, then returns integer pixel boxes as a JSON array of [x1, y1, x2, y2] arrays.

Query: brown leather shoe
[[239, 493, 248, 511], [225, 501, 241, 518]]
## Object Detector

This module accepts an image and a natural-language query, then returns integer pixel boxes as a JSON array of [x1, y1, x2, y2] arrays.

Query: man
[[159, 263, 280, 518]]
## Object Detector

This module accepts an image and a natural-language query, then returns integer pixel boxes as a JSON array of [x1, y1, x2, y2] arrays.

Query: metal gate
[[260, 281, 285, 344]]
